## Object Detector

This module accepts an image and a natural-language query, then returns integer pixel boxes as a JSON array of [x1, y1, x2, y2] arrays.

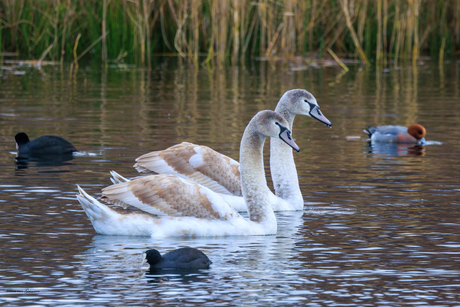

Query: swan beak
[[279, 129, 300, 152], [310, 105, 332, 127]]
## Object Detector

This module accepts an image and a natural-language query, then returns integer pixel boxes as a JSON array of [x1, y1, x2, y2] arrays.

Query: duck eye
[[304, 99, 308, 103]]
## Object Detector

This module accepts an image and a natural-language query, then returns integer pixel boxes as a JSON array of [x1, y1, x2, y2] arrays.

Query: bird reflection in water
[[15, 154, 76, 170], [145, 269, 210, 284], [367, 142, 425, 156]]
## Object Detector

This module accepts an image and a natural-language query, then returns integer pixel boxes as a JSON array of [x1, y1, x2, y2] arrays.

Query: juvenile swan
[[76, 110, 300, 237], [146, 247, 211, 269], [133, 89, 331, 212]]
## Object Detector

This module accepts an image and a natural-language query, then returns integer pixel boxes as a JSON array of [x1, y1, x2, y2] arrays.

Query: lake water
[[0, 59, 459, 306]]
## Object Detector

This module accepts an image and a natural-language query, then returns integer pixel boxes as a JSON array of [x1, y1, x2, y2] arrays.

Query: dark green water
[[0, 59, 459, 305]]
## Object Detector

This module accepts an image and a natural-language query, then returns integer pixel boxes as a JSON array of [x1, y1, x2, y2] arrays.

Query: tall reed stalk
[[0, 0, 457, 66]]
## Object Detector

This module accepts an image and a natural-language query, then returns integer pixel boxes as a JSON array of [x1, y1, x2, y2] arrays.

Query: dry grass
[[0, 0, 458, 67]]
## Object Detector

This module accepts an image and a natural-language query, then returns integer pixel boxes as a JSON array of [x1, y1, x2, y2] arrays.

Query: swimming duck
[[76, 110, 300, 237], [363, 124, 426, 145], [133, 89, 331, 212], [15, 132, 77, 157], [146, 247, 211, 269]]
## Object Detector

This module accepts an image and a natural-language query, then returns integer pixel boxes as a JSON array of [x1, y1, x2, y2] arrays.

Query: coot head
[[145, 249, 163, 266], [15, 132, 30, 149]]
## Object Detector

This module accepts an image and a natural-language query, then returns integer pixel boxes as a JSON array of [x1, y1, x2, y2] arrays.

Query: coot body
[[146, 247, 211, 270], [15, 132, 77, 158]]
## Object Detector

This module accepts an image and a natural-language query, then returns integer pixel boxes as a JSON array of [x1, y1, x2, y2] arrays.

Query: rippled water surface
[[0, 60, 459, 306]]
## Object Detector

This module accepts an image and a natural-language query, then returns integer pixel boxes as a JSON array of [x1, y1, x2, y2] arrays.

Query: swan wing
[[134, 142, 242, 196], [101, 174, 239, 220]]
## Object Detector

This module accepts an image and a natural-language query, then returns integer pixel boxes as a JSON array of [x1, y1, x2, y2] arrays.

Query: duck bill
[[279, 129, 300, 152], [310, 105, 332, 127], [417, 138, 426, 146]]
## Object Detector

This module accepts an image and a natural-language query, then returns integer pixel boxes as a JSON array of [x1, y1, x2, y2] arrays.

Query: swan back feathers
[[101, 174, 238, 220], [134, 142, 241, 196]]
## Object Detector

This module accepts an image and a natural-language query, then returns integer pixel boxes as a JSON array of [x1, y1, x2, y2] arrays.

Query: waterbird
[[15, 132, 77, 158], [133, 89, 331, 212], [146, 247, 211, 269], [76, 110, 300, 237], [363, 124, 426, 145]]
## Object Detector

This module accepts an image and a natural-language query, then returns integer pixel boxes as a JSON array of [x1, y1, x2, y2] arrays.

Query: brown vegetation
[[0, 0, 458, 67]]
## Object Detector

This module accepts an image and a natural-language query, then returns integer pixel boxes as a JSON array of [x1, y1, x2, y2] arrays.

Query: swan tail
[[77, 185, 116, 222], [109, 170, 130, 184], [76, 185, 129, 235], [76, 185, 159, 236]]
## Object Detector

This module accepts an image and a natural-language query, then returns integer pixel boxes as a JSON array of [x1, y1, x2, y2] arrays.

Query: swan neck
[[271, 105, 303, 208], [274, 102, 295, 130], [270, 137, 302, 206], [239, 128, 273, 223]]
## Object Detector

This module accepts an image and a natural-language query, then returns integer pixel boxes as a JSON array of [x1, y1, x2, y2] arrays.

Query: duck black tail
[[363, 126, 377, 137]]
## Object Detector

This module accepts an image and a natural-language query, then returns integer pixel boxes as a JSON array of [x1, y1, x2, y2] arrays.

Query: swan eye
[[306, 101, 316, 112]]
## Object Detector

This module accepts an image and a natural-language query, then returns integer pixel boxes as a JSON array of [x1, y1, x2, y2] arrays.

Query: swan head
[[255, 110, 300, 152], [279, 89, 332, 127]]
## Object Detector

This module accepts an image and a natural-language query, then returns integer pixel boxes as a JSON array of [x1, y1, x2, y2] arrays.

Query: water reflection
[[366, 141, 425, 156], [62, 212, 306, 302], [14, 154, 76, 170], [145, 269, 211, 284], [0, 61, 459, 305], [78, 211, 303, 268]]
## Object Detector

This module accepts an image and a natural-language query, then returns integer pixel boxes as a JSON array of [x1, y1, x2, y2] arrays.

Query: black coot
[[146, 247, 211, 270], [15, 132, 77, 158]]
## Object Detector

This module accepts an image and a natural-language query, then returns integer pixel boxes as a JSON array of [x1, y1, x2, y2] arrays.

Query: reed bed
[[0, 0, 458, 67]]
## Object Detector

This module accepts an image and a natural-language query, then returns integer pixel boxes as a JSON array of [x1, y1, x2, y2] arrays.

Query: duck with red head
[[363, 124, 426, 145]]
